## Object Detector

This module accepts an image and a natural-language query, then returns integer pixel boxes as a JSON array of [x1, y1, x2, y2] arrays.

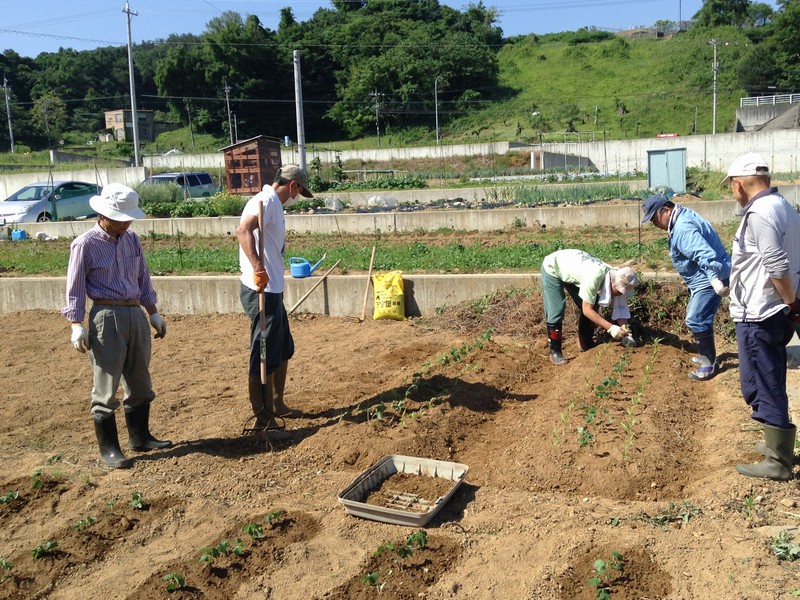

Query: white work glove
[[149, 312, 167, 339], [71, 323, 89, 353], [608, 324, 625, 341], [711, 278, 729, 297]]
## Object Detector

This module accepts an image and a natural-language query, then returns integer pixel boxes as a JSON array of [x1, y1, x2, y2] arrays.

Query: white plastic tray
[[337, 455, 469, 526]]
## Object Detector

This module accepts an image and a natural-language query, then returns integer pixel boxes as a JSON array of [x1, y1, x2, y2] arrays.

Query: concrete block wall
[[0, 272, 679, 318], [0, 167, 145, 200], [10, 198, 745, 240], [138, 131, 800, 176]]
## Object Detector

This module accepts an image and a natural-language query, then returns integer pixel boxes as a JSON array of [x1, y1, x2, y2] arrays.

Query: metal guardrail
[[740, 94, 800, 107]]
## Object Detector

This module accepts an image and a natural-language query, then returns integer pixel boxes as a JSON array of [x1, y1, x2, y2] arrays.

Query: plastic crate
[[337, 455, 468, 526]]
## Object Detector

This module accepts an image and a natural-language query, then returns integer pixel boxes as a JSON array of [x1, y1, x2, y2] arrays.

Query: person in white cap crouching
[[541, 249, 639, 365], [62, 183, 172, 469]]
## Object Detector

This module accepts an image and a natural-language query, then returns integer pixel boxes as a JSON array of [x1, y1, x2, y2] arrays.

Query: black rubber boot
[[247, 376, 291, 440], [93, 413, 133, 469], [272, 360, 302, 418], [737, 424, 796, 481], [577, 316, 596, 352], [688, 330, 717, 381], [547, 323, 568, 365], [125, 404, 173, 451]]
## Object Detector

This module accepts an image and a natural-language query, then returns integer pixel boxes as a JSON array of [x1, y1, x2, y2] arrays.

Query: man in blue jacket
[[641, 194, 731, 380]]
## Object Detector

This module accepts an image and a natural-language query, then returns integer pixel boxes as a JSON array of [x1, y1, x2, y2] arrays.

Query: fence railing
[[740, 94, 800, 107]]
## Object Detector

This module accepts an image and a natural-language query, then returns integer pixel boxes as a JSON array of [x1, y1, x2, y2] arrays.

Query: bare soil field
[[2, 284, 800, 599]]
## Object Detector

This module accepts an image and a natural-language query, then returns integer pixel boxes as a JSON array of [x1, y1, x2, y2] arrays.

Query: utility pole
[[184, 98, 195, 150], [233, 113, 238, 142], [707, 39, 738, 135], [709, 38, 718, 135], [3, 75, 14, 153], [123, 1, 141, 167], [371, 89, 381, 147], [434, 76, 441, 145], [293, 50, 307, 170], [223, 80, 233, 145]]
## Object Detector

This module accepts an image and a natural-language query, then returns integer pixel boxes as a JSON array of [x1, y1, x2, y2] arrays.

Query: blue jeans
[[736, 313, 795, 428], [685, 286, 721, 333]]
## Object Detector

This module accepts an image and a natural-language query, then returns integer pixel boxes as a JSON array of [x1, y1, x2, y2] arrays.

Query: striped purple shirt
[[62, 223, 157, 322]]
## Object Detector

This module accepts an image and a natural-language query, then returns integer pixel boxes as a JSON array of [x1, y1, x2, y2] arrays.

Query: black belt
[[92, 299, 141, 307]]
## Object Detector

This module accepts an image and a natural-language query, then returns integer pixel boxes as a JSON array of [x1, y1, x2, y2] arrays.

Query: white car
[[0, 181, 101, 224]]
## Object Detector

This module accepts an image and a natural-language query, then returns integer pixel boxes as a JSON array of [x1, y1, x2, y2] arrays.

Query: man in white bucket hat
[[62, 183, 172, 469]]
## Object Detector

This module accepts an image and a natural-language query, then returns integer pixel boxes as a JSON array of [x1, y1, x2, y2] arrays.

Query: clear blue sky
[[0, 0, 768, 59]]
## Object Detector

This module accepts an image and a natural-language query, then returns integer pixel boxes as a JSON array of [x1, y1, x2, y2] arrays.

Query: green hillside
[[438, 26, 754, 144]]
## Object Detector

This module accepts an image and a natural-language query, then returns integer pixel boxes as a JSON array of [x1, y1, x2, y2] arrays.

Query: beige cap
[[278, 164, 313, 198]]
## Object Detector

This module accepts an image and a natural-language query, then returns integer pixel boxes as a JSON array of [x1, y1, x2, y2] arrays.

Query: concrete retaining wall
[[538, 129, 800, 174], [0, 167, 145, 200], [139, 131, 800, 175], [11, 198, 748, 240], [0, 272, 680, 318]]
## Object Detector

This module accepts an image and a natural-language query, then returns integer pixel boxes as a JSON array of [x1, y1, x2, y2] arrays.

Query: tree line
[[0, 0, 796, 153]]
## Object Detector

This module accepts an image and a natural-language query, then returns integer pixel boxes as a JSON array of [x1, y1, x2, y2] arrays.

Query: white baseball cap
[[89, 183, 145, 221], [721, 152, 770, 186], [612, 267, 638, 297]]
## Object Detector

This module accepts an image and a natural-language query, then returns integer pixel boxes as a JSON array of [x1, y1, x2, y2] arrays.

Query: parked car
[[0, 180, 101, 224], [141, 171, 216, 198]]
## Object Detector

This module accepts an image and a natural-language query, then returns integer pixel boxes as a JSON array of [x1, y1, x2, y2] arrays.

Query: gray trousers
[[87, 305, 155, 418]]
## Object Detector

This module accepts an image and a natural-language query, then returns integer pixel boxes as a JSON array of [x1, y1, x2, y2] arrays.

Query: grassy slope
[[444, 26, 753, 144]]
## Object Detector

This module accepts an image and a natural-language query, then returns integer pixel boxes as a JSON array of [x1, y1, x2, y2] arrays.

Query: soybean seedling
[[129, 491, 146, 510], [241, 522, 265, 539], [0, 557, 12, 582], [106, 495, 119, 514], [163, 572, 185, 593], [588, 550, 624, 600], [0, 490, 20, 504], [772, 529, 800, 561], [32, 541, 58, 559], [72, 516, 97, 532], [31, 469, 43, 490], [199, 539, 245, 564], [265, 509, 287, 527]]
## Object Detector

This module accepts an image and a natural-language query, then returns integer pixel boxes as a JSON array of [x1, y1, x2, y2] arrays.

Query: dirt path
[[1, 305, 800, 599]]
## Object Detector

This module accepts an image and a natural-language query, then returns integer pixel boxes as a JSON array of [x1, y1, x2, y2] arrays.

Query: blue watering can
[[289, 253, 326, 278]]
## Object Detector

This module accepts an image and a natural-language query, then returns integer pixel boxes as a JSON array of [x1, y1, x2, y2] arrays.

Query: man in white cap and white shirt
[[63, 183, 171, 469], [723, 152, 800, 481]]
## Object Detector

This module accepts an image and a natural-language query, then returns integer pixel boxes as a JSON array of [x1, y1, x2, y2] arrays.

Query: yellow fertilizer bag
[[373, 270, 405, 321]]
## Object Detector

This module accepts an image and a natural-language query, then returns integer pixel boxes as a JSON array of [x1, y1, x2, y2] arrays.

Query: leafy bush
[[138, 191, 247, 218], [211, 192, 247, 216], [331, 176, 428, 192], [285, 198, 327, 213], [136, 182, 183, 205]]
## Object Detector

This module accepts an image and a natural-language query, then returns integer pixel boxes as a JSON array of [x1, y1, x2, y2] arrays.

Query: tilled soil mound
[[1, 287, 799, 599]]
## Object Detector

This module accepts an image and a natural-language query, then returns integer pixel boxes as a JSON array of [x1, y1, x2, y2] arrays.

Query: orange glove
[[253, 270, 268, 292]]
